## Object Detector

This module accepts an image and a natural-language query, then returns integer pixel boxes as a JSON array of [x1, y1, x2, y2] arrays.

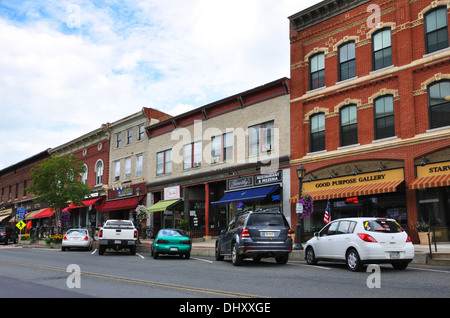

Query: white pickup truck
[[98, 220, 138, 255]]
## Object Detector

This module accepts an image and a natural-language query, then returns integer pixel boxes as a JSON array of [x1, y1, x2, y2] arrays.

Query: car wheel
[[346, 248, 363, 272], [275, 254, 289, 264], [215, 242, 224, 261], [61, 246, 66, 251], [185, 252, 190, 259], [153, 251, 159, 259], [305, 247, 317, 265], [392, 261, 409, 270], [231, 243, 243, 266], [129, 245, 136, 255], [99, 245, 105, 255]]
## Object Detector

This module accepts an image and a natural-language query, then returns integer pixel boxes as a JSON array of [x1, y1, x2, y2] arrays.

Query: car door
[[315, 221, 338, 259], [330, 220, 356, 259]]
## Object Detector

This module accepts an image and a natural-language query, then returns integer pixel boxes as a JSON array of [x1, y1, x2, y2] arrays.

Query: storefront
[[290, 167, 407, 235]]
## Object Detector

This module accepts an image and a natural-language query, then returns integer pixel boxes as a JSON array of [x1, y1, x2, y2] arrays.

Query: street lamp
[[294, 164, 306, 250], [135, 187, 141, 243]]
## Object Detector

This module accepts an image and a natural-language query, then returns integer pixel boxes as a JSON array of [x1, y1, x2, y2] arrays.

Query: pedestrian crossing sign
[[16, 220, 26, 230]]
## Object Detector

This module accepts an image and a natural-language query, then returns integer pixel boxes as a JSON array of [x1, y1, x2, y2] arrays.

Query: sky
[[0, 0, 322, 170]]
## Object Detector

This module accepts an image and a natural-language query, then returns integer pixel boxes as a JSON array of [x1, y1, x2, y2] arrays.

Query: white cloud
[[0, 0, 321, 169]]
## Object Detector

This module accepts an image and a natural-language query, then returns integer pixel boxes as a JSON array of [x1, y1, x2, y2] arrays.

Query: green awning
[[147, 199, 182, 213]]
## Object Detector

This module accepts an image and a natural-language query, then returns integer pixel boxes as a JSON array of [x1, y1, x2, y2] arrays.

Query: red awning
[[410, 174, 450, 190], [34, 208, 56, 219], [97, 197, 142, 212], [68, 197, 102, 210]]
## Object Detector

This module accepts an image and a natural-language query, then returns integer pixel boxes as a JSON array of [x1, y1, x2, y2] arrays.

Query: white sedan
[[304, 217, 414, 271], [62, 229, 94, 251]]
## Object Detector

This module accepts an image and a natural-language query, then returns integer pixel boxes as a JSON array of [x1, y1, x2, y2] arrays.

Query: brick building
[[288, 0, 450, 243]]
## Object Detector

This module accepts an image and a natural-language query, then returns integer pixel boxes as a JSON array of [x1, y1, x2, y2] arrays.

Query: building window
[[95, 160, 104, 185], [310, 113, 325, 152], [23, 180, 27, 197], [15, 183, 18, 200], [8, 185, 11, 201], [114, 161, 120, 181], [428, 80, 450, 129], [138, 125, 145, 141], [249, 121, 274, 156], [136, 154, 143, 177], [211, 132, 233, 163], [184, 141, 202, 169], [127, 129, 133, 144], [374, 95, 395, 140], [340, 105, 358, 147], [157, 149, 172, 176], [309, 53, 325, 90], [81, 164, 88, 184], [372, 28, 392, 71], [116, 132, 122, 148], [339, 41, 356, 81], [125, 157, 131, 179], [425, 7, 449, 54]]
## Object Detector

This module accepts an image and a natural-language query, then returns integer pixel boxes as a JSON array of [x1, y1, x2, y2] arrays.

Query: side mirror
[[314, 232, 319, 238]]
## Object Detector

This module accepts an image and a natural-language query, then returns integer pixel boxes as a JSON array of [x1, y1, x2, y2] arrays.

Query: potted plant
[[416, 223, 432, 245]]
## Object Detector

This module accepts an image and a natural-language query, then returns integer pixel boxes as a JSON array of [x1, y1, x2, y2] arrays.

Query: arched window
[[374, 95, 395, 140], [340, 105, 358, 147], [339, 41, 356, 81], [372, 28, 392, 71], [428, 80, 450, 129], [310, 113, 325, 152], [95, 160, 104, 185], [309, 53, 325, 90], [425, 7, 449, 54], [81, 164, 88, 184]]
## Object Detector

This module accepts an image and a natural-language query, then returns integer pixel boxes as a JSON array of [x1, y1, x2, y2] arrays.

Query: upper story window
[[249, 121, 274, 156], [124, 157, 132, 179], [23, 180, 27, 197], [310, 113, 325, 153], [184, 141, 202, 169], [95, 160, 104, 185], [116, 132, 122, 148], [114, 160, 120, 181], [309, 53, 325, 90], [372, 28, 392, 71], [136, 154, 143, 177], [157, 149, 172, 176], [127, 129, 133, 144], [339, 41, 356, 81], [211, 132, 233, 163], [340, 105, 358, 147], [81, 164, 88, 184], [428, 80, 450, 129], [374, 95, 395, 140], [138, 125, 145, 141], [425, 7, 449, 54]]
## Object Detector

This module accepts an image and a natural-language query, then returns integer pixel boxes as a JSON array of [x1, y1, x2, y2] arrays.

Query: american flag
[[323, 199, 331, 224]]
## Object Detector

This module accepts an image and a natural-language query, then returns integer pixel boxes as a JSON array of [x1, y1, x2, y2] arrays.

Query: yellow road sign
[[16, 220, 26, 230]]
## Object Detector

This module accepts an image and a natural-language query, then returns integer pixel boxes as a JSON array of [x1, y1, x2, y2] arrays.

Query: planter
[[418, 232, 433, 245]]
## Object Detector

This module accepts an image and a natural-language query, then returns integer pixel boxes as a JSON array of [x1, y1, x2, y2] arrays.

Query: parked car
[[151, 229, 191, 259], [215, 209, 292, 266], [304, 217, 414, 271], [0, 226, 18, 245], [62, 229, 94, 251]]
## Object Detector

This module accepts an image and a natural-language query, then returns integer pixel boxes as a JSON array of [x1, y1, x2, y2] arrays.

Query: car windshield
[[247, 213, 288, 227], [159, 230, 185, 237], [363, 219, 403, 233], [66, 230, 87, 235], [104, 221, 134, 229]]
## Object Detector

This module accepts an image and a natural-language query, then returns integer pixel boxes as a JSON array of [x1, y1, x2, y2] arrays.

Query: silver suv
[[215, 209, 293, 266]]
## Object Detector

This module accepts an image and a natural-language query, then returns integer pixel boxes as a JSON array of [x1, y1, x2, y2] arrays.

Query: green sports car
[[151, 229, 192, 259]]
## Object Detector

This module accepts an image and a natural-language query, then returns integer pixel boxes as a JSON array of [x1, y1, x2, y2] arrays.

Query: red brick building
[[289, 0, 450, 243]]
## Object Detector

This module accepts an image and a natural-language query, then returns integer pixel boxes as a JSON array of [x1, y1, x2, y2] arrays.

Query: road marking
[[192, 257, 213, 264], [136, 253, 145, 259], [91, 249, 97, 255], [410, 267, 450, 274]]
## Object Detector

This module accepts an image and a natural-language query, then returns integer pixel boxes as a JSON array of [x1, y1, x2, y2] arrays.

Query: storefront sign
[[304, 168, 404, 193], [118, 187, 134, 197], [416, 161, 450, 178], [229, 177, 253, 190], [254, 171, 282, 185], [164, 185, 181, 200], [229, 171, 282, 190]]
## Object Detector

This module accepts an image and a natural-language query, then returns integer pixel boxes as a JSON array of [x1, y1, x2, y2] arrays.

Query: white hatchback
[[304, 217, 414, 271]]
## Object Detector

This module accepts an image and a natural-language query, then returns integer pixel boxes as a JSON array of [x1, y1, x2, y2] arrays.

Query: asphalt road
[[0, 245, 449, 302]]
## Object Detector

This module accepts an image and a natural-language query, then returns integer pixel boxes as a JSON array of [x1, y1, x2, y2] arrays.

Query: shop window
[[374, 95, 395, 139], [184, 141, 202, 169], [157, 149, 172, 175], [249, 121, 274, 156], [339, 41, 356, 81], [372, 28, 392, 71], [310, 113, 325, 152], [309, 53, 325, 90], [340, 105, 358, 147], [428, 80, 450, 129], [211, 132, 233, 163], [425, 7, 449, 54]]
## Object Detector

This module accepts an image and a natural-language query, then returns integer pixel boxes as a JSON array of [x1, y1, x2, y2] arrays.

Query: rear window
[[247, 213, 288, 227], [104, 221, 134, 229], [363, 220, 403, 233], [66, 230, 87, 235]]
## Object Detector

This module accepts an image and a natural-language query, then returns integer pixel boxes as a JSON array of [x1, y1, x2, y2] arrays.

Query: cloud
[[0, 0, 320, 169]]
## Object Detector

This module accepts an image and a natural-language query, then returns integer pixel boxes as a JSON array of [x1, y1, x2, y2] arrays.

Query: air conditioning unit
[[262, 144, 272, 152], [211, 156, 220, 164], [193, 162, 201, 168]]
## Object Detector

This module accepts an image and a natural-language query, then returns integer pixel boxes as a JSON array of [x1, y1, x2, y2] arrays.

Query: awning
[[97, 197, 143, 212], [211, 185, 280, 206], [410, 174, 450, 190], [0, 212, 12, 222], [34, 208, 56, 219], [289, 180, 404, 203], [0, 209, 12, 217], [67, 197, 102, 210], [25, 209, 46, 220], [147, 199, 182, 213]]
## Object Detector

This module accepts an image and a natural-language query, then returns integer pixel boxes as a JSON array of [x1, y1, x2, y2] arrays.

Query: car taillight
[[287, 229, 292, 239], [357, 233, 377, 243], [406, 235, 412, 243], [84, 236, 89, 241], [241, 227, 250, 238], [134, 230, 138, 239], [1, 232, 6, 236], [180, 240, 191, 244], [99, 229, 103, 238], [63, 235, 67, 240], [156, 239, 169, 244]]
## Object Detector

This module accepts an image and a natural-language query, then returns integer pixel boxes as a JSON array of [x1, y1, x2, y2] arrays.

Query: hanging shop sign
[[164, 185, 181, 200]]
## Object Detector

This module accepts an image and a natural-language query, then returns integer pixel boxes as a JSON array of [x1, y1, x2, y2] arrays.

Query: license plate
[[389, 252, 400, 259], [114, 240, 121, 244], [170, 247, 178, 251], [264, 232, 275, 238]]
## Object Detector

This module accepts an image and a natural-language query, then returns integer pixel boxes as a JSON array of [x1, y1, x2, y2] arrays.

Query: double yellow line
[[0, 259, 266, 298]]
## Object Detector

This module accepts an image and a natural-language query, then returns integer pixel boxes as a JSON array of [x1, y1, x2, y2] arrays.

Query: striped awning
[[289, 180, 403, 203], [410, 174, 450, 190]]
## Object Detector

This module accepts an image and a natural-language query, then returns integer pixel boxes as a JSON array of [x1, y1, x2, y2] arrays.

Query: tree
[[27, 154, 92, 232]]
